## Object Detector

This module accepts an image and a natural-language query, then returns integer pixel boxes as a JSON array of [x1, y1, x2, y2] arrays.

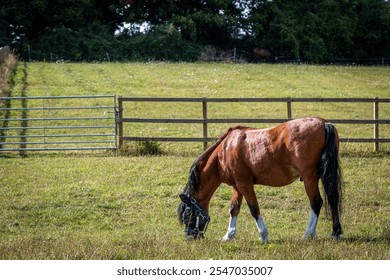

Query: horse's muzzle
[[184, 230, 205, 241]]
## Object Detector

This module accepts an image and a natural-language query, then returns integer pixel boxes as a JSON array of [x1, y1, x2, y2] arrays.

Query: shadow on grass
[[19, 62, 28, 157]]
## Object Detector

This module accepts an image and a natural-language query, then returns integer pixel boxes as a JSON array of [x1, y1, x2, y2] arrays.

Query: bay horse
[[177, 117, 342, 241]]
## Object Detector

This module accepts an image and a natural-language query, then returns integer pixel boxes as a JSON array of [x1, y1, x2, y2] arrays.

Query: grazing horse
[[177, 117, 342, 241]]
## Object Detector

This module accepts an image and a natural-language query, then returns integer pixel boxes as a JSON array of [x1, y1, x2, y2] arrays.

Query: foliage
[[118, 140, 163, 156], [32, 24, 122, 61], [119, 0, 242, 47], [1, 0, 390, 63], [246, 0, 362, 62], [136, 141, 163, 156], [118, 25, 203, 61]]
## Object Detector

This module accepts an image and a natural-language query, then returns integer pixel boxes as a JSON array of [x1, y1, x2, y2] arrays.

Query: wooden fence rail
[[117, 97, 390, 152]]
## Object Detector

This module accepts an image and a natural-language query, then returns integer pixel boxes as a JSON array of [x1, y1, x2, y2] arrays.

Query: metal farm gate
[[0, 95, 117, 152]]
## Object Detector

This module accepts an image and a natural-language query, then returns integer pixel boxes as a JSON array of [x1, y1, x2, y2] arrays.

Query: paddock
[[0, 62, 389, 260]]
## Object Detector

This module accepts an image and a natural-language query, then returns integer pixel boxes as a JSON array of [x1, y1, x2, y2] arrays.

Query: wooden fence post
[[373, 97, 379, 152], [202, 97, 208, 150], [118, 98, 123, 149], [287, 98, 292, 119]]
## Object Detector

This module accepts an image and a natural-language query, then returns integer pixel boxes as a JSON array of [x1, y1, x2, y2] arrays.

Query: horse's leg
[[302, 176, 323, 239], [222, 187, 243, 241], [237, 182, 268, 242]]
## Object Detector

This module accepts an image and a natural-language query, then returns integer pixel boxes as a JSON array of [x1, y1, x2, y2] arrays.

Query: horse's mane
[[183, 126, 249, 195]]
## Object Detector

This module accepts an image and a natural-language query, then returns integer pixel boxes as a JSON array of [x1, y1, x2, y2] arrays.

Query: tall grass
[[0, 48, 17, 98], [0, 62, 389, 259]]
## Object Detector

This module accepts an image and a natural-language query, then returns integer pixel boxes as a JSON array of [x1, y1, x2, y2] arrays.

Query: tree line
[[1, 0, 389, 63]]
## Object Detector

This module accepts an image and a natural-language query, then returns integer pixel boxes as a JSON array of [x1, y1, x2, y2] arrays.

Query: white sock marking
[[256, 215, 268, 242], [303, 209, 318, 239], [223, 216, 237, 241]]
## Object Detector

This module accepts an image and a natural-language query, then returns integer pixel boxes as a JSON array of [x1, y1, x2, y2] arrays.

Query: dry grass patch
[[0, 47, 17, 99]]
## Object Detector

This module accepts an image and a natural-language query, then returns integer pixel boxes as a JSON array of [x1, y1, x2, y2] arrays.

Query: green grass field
[[0, 62, 389, 259]]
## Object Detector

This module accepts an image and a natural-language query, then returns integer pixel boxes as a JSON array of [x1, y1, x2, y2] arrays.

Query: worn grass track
[[0, 62, 389, 259]]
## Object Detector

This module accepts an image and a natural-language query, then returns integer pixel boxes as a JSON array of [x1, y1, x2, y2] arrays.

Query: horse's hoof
[[260, 237, 268, 243], [222, 231, 236, 241], [302, 233, 317, 240], [259, 229, 269, 243], [331, 234, 342, 240], [222, 236, 234, 242]]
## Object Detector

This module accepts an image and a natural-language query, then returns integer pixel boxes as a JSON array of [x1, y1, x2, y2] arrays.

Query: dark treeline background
[[1, 0, 389, 63]]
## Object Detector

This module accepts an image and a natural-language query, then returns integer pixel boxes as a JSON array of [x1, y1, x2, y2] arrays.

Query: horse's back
[[217, 117, 327, 187]]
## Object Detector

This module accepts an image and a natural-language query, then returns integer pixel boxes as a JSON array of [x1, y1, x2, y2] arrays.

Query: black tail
[[319, 123, 343, 237]]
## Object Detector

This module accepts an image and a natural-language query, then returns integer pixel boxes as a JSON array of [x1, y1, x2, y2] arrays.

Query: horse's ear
[[179, 194, 191, 205]]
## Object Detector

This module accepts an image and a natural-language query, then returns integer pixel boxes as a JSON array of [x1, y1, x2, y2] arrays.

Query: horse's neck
[[194, 153, 221, 211]]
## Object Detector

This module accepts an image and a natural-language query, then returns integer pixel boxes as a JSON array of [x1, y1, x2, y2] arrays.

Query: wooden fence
[[117, 97, 390, 152]]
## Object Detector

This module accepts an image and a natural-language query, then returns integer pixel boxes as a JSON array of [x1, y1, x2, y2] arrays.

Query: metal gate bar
[[0, 95, 117, 152]]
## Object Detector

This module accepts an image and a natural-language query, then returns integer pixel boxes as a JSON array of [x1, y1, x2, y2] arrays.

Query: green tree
[[353, 0, 390, 58], [246, 0, 360, 62], [246, 0, 390, 62], [119, 0, 243, 47], [118, 24, 202, 61], [1, 0, 122, 59], [1, 0, 389, 62]]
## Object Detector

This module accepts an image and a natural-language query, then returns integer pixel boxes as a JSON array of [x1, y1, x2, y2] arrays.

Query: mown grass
[[7, 62, 390, 154], [33, 62, 390, 148], [24, 62, 390, 98], [0, 62, 389, 259]]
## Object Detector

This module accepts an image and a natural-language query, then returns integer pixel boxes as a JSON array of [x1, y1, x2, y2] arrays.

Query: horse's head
[[177, 194, 210, 240]]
